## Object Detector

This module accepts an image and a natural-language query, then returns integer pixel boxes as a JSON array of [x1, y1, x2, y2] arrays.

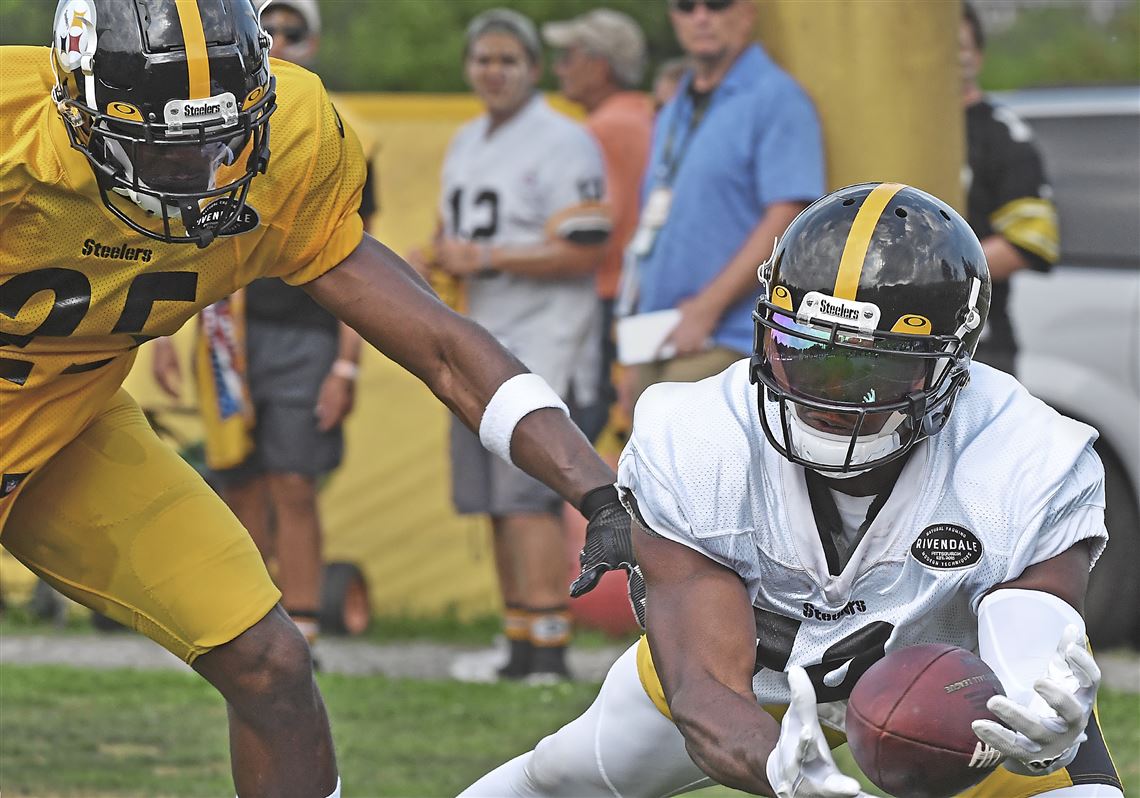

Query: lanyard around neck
[[658, 88, 714, 187]]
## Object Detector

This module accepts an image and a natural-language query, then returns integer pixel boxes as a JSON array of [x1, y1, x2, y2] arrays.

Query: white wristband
[[479, 373, 569, 466], [330, 359, 359, 380]]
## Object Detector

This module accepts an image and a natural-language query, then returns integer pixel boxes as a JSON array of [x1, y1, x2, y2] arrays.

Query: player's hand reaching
[[972, 624, 1099, 776], [569, 484, 646, 628], [766, 667, 868, 798]]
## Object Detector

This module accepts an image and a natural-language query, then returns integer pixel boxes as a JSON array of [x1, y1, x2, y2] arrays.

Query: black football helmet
[[50, 0, 275, 247], [750, 183, 991, 475]]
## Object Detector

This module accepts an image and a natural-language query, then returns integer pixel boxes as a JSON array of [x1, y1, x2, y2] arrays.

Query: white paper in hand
[[615, 309, 682, 366]]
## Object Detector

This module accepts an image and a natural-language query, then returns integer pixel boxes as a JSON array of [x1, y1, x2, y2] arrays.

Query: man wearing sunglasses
[[616, 0, 824, 405], [461, 184, 1121, 798]]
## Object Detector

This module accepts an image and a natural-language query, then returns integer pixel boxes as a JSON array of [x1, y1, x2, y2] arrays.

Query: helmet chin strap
[[787, 409, 905, 478]]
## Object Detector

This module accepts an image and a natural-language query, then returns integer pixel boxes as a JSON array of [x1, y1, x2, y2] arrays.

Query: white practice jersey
[[439, 95, 609, 401], [618, 360, 1107, 707]]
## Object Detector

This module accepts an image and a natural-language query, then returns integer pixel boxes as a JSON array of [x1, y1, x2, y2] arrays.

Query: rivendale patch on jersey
[[910, 523, 983, 569], [198, 198, 260, 236]]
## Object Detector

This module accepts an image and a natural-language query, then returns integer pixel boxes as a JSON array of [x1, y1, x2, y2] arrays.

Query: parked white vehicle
[[1000, 86, 1140, 646]]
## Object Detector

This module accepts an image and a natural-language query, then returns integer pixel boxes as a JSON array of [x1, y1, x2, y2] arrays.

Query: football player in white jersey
[[461, 184, 1123, 798]]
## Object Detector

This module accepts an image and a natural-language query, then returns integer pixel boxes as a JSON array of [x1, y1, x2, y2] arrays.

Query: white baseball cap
[[261, 0, 320, 36], [542, 9, 647, 88]]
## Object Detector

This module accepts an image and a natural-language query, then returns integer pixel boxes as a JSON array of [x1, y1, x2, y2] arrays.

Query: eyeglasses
[[671, 0, 736, 13], [264, 25, 309, 45]]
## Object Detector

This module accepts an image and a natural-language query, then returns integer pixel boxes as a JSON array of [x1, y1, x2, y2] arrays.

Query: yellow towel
[[194, 291, 255, 470]]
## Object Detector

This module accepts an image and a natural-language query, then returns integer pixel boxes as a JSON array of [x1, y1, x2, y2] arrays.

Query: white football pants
[[458, 642, 711, 798]]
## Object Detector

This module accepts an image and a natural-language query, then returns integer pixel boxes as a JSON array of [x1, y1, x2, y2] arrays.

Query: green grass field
[[1, 662, 1136, 798]]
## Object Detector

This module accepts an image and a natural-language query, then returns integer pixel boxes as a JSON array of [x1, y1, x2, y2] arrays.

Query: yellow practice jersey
[[0, 47, 365, 526]]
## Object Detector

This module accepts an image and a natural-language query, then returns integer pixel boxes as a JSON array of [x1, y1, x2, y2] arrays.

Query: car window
[[996, 89, 1140, 270]]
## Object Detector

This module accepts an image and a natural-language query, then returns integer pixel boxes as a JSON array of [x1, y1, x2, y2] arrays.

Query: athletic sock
[[498, 605, 533, 679], [528, 606, 572, 678]]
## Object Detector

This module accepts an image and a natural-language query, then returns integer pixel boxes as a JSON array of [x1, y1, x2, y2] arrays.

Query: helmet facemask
[[753, 300, 974, 476], [53, 82, 274, 247]]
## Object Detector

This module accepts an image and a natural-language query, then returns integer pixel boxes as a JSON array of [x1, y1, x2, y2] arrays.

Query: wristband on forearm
[[478, 373, 569, 466], [579, 483, 619, 519], [330, 359, 359, 380]]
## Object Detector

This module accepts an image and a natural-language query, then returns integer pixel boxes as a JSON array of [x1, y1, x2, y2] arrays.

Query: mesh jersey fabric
[[0, 47, 365, 529], [618, 359, 1106, 706]]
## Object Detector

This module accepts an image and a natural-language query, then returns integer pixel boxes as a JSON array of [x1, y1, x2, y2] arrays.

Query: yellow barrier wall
[[756, 0, 965, 208]]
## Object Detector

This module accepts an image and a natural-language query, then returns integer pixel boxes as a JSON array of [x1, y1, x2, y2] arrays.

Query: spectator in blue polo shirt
[[618, 0, 824, 402]]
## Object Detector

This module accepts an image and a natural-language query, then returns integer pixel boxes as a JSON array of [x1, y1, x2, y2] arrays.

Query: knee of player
[[528, 733, 588, 789], [225, 613, 314, 697]]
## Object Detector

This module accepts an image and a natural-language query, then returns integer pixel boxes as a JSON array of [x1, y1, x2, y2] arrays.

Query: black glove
[[570, 484, 647, 629]]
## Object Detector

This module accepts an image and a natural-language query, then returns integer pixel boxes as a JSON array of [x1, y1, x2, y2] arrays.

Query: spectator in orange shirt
[[544, 9, 654, 442]]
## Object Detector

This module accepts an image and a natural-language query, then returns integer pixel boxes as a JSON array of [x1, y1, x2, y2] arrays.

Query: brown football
[[845, 643, 1007, 798]]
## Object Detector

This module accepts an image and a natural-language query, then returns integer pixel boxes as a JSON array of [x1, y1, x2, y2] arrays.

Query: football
[[845, 644, 1007, 798]]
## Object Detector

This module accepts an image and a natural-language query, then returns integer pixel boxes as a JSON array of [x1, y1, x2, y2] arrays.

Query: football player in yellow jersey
[[0, 1, 636, 796]]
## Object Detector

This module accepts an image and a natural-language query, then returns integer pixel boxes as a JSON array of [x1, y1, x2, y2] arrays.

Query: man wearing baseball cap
[[543, 9, 654, 445]]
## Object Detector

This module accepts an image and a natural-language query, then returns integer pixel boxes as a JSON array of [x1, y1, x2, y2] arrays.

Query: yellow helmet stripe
[[834, 182, 905, 299], [174, 0, 211, 99]]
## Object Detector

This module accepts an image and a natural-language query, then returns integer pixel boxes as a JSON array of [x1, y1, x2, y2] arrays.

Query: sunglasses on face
[[671, 0, 736, 13], [264, 25, 309, 45]]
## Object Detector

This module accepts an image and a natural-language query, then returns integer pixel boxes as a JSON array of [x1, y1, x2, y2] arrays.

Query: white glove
[[972, 624, 1100, 776], [766, 667, 869, 798]]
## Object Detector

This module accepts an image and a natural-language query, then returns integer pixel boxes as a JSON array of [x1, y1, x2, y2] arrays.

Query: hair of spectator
[[465, 8, 542, 64], [962, 2, 985, 52]]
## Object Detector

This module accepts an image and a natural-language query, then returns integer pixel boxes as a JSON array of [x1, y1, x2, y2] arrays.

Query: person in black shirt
[[152, 0, 376, 650], [960, 3, 1060, 376]]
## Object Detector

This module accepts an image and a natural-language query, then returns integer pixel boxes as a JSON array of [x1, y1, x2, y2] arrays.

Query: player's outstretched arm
[[635, 524, 777, 794], [303, 233, 615, 505], [973, 542, 1102, 776]]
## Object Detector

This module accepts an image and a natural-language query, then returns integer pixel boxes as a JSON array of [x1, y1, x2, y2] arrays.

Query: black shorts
[[211, 321, 343, 486]]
